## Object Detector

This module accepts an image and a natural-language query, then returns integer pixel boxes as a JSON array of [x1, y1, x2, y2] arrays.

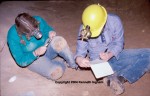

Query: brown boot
[[103, 77, 111, 86], [103, 75, 125, 95], [110, 76, 125, 95]]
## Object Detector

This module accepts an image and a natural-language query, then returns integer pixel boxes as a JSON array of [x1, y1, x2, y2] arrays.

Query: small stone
[[142, 29, 145, 33], [8, 76, 17, 83]]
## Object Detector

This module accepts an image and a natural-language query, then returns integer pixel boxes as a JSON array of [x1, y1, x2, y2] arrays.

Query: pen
[[104, 48, 108, 53], [45, 39, 51, 47]]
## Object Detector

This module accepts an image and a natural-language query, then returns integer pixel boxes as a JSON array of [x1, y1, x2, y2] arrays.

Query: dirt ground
[[0, 0, 150, 96]]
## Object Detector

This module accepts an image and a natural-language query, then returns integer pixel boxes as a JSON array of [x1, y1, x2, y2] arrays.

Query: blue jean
[[28, 36, 77, 80], [109, 48, 150, 83]]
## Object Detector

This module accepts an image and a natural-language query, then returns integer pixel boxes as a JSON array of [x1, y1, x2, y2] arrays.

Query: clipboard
[[90, 59, 114, 78]]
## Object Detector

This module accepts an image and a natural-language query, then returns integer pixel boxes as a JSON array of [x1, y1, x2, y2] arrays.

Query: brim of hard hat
[[82, 24, 104, 38], [91, 25, 104, 37]]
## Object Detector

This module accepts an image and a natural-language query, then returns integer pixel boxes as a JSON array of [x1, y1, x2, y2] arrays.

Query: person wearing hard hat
[[75, 4, 150, 95], [7, 13, 78, 81]]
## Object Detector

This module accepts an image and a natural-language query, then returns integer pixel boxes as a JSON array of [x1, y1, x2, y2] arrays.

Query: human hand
[[49, 31, 56, 40], [99, 52, 113, 61], [76, 57, 90, 68], [34, 46, 47, 56]]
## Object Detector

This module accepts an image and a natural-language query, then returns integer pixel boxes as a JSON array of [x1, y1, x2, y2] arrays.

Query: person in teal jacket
[[7, 13, 78, 80]]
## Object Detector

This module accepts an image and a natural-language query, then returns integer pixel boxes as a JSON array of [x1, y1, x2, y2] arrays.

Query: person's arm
[[8, 39, 38, 67], [74, 25, 90, 67], [107, 15, 124, 58], [75, 25, 88, 59], [7, 27, 38, 67]]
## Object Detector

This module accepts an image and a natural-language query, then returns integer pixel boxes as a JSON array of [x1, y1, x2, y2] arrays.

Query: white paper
[[90, 59, 114, 78]]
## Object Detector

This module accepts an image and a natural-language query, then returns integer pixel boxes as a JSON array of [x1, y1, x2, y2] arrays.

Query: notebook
[[90, 59, 114, 78]]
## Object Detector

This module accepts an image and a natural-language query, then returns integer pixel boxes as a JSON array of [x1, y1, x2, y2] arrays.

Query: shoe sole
[[110, 80, 125, 95], [103, 77, 110, 86]]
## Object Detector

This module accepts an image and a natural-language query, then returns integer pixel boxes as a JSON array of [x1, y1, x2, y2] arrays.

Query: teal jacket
[[7, 16, 54, 67]]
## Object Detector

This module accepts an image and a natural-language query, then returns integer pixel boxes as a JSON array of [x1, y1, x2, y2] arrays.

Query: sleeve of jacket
[[74, 25, 88, 59], [7, 26, 38, 67], [108, 15, 124, 59]]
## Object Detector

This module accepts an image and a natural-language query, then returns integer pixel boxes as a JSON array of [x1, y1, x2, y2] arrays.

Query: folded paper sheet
[[90, 59, 114, 78]]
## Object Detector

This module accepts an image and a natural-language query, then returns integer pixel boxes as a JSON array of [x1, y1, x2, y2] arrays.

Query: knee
[[50, 36, 68, 52], [48, 66, 64, 81]]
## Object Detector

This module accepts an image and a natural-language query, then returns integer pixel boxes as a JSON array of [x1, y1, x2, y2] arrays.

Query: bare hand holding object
[[49, 31, 56, 40], [99, 52, 113, 61], [76, 57, 90, 68], [34, 46, 47, 56]]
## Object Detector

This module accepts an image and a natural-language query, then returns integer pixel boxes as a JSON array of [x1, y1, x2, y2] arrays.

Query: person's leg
[[104, 48, 150, 95], [109, 48, 150, 83], [27, 56, 66, 80], [50, 36, 78, 69]]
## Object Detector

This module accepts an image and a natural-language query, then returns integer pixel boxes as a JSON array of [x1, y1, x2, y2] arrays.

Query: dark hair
[[15, 13, 39, 44]]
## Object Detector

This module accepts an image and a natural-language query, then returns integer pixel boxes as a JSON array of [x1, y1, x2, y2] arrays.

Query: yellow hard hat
[[82, 4, 107, 37]]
